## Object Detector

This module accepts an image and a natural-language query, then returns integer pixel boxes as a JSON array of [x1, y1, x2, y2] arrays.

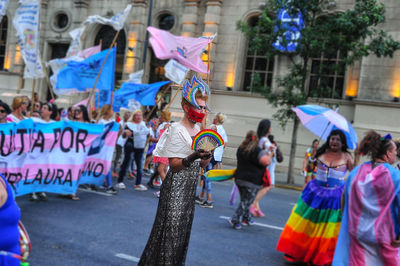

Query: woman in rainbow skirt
[[277, 129, 354, 265]]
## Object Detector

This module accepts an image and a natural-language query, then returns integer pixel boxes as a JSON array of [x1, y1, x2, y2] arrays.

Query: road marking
[[115, 253, 140, 262], [219, 216, 284, 231], [78, 188, 113, 197]]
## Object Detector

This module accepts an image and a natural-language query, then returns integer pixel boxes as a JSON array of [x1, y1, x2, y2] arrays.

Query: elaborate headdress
[[182, 74, 210, 109]]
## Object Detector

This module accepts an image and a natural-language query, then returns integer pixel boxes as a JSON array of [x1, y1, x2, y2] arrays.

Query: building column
[[182, 0, 200, 37], [202, 0, 223, 86], [122, 0, 148, 79]]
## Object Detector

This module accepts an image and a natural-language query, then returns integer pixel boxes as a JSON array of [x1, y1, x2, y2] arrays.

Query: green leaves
[[238, 0, 400, 128]]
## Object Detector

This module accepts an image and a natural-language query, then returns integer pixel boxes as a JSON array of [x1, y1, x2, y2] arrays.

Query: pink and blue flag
[[147, 26, 214, 73], [333, 162, 400, 266], [0, 119, 119, 196]]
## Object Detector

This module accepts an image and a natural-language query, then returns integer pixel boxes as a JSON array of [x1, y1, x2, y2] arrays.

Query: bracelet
[[182, 157, 191, 167]]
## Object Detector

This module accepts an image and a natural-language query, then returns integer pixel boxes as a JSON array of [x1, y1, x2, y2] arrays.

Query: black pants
[[113, 144, 123, 171], [231, 184, 258, 224], [118, 142, 144, 185]]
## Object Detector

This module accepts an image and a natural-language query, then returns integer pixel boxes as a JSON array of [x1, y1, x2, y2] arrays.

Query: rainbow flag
[[204, 168, 236, 181]]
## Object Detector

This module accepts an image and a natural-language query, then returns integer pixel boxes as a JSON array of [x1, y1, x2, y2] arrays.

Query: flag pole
[[40, 56, 56, 101], [87, 30, 120, 109], [30, 79, 36, 116]]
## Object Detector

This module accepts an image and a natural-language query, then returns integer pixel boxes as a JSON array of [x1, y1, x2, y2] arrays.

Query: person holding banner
[[0, 101, 11, 124], [139, 74, 212, 265], [96, 105, 118, 195], [7, 96, 27, 123], [117, 110, 150, 191], [73, 105, 90, 123], [0, 174, 21, 266]]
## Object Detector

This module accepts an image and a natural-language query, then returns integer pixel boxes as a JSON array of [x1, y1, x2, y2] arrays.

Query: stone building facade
[[0, 0, 399, 184]]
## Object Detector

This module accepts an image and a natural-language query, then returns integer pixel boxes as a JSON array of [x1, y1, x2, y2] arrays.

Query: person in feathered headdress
[[139, 73, 212, 265]]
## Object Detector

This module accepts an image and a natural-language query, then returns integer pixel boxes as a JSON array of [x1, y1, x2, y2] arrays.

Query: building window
[[242, 16, 274, 91], [94, 25, 126, 82], [308, 50, 346, 99], [0, 16, 7, 70], [149, 49, 168, 83], [158, 14, 175, 31], [50, 11, 71, 32]]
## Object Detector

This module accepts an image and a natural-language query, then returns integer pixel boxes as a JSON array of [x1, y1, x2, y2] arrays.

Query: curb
[[275, 183, 303, 191]]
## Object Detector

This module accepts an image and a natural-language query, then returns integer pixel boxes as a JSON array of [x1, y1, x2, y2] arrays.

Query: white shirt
[[213, 124, 228, 162], [126, 121, 150, 149], [117, 120, 129, 146], [7, 114, 26, 123], [154, 122, 199, 158]]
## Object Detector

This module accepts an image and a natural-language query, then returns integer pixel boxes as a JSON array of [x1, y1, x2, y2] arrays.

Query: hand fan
[[191, 129, 224, 152]]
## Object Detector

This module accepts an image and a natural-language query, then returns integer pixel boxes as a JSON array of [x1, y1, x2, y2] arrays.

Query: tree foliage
[[238, 0, 400, 183]]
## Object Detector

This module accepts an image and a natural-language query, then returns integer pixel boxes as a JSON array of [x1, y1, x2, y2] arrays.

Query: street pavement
[[17, 174, 301, 266]]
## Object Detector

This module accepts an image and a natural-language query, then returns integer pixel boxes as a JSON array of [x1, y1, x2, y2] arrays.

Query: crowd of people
[[3, 83, 400, 266]]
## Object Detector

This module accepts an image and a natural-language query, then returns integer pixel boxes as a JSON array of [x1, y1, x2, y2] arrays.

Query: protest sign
[[0, 119, 119, 196]]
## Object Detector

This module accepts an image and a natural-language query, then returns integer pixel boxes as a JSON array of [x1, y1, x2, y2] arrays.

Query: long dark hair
[[358, 130, 393, 162], [315, 129, 349, 158], [257, 119, 271, 139], [239, 130, 259, 155], [74, 104, 90, 122]]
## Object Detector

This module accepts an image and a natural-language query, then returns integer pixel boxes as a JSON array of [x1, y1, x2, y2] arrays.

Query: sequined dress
[[277, 160, 348, 265], [139, 122, 201, 266]]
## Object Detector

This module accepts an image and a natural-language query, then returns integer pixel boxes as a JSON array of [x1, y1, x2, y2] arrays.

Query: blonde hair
[[160, 110, 171, 122], [131, 109, 142, 121], [97, 104, 113, 120], [11, 96, 24, 111], [215, 112, 225, 124]]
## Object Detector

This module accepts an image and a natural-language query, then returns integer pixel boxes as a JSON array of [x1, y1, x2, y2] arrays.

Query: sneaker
[[153, 180, 161, 187], [147, 181, 155, 189], [195, 196, 204, 204], [112, 171, 118, 177], [29, 193, 39, 202], [228, 219, 242, 230], [200, 201, 213, 208], [134, 184, 148, 191], [90, 185, 100, 191], [38, 192, 48, 201], [154, 191, 160, 198], [241, 219, 256, 226], [128, 171, 135, 179], [105, 187, 118, 195], [116, 182, 126, 189]]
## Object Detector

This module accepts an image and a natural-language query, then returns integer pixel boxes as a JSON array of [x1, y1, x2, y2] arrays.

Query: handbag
[[276, 147, 283, 163]]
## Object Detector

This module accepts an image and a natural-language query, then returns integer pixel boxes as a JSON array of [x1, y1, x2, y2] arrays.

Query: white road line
[[115, 253, 140, 262], [78, 188, 113, 197], [219, 216, 284, 231]]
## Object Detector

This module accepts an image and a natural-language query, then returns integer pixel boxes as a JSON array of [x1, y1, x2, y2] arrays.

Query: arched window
[[94, 25, 126, 82], [0, 16, 7, 70], [308, 15, 346, 99], [242, 16, 274, 91]]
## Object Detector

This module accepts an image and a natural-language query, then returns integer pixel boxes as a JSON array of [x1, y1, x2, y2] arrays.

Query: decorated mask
[[182, 75, 210, 110]]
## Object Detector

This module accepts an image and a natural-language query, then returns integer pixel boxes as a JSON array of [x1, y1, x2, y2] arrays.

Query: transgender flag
[[147, 26, 215, 73]]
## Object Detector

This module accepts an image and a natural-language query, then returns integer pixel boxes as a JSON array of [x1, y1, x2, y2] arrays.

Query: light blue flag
[[55, 47, 116, 106], [113, 81, 170, 111]]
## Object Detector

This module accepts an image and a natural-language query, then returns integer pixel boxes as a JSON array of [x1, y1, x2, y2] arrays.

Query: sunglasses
[[22, 102, 28, 105], [74, 109, 82, 114], [0, 109, 5, 113]]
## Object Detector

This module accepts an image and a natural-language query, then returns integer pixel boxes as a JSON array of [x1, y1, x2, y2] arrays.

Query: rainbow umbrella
[[292, 104, 357, 149]]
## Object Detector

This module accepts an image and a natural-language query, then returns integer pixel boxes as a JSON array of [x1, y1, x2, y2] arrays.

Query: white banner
[[66, 26, 84, 58], [13, 0, 44, 79], [84, 4, 132, 31], [0, 0, 10, 18], [164, 59, 189, 85], [127, 69, 144, 84]]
